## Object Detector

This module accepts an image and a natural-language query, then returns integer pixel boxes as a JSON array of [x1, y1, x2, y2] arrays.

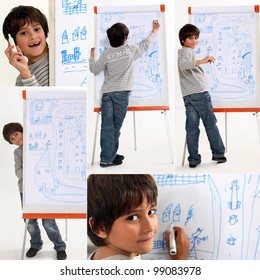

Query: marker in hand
[[8, 34, 17, 52], [169, 223, 177, 255]]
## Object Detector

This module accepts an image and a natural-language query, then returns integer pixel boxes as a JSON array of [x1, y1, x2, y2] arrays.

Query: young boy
[[2, 122, 67, 260], [178, 24, 227, 168], [87, 174, 190, 260], [89, 21, 160, 167], [2, 5, 49, 86]]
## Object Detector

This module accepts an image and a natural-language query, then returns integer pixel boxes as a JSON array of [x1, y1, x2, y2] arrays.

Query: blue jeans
[[20, 193, 66, 251], [100, 91, 130, 163], [183, 92, 225, 164]]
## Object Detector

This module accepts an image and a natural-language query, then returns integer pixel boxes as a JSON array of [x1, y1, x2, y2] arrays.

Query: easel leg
[[133, 111, 137, 151], [21, 219, 29, 260], [225, 112, 228, 153], [65, 219, 68, 241], [253, 112, 260, 143], [91, 112, 100, 165], [182, 136, 187, 166], [162, 111, 174, 164]]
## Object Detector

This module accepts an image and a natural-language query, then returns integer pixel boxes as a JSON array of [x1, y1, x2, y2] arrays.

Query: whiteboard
[[23, 88, 86, 217], [49, 0, 87, 86], [189, 5, 260, 109], [145, 173, 260, 260], [93, 5, 169, 110]]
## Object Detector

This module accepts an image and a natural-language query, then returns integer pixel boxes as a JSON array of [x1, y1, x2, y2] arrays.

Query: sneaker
[[57, 250, 67, 260], [212, 156, 227, 163], [115, 154, 124, 161], [26, 247, 41, 258], [189, 163, 198, 168], [100, 158, 123, 167], [189, 160, 201, 168]]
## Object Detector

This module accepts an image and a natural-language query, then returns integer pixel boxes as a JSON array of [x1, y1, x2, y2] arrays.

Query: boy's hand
[[203, 55, 215, 64], [90, 47, 95, 58], [196, 55, 215, 66], [152, 20, 160, 33], [4, 44, 32, 79], [165, 226, 190, 260]]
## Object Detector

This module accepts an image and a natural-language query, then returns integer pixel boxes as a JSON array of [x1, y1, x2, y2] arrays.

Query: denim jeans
[[100, 91, 130, 163], [183, 92, 225, 164], [20, 193, 66, 251]]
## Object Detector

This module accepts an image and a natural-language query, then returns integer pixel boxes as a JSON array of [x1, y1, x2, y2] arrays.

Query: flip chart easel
[[22, 88, 86, 259], [91, 4, 172, 164]]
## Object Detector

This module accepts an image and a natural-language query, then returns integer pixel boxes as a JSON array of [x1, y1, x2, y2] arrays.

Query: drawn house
[[162, 203, 173, 223], [173, 203, 181, 222]]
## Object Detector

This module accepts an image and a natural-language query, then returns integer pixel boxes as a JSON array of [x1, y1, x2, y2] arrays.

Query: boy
[[3, 5, 49, 86], [89, 21, 160, 167], [2, 122, 67, 260], [178, 24, 227, 168], [87, 174, 190, 260]]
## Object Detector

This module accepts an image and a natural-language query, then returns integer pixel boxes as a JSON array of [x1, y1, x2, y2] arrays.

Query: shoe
[[115, 154, 124, 161], [189, 163, 198, 168], [100, 158, 123, 167], [189, 160, 201, 168], [26, 247, 41, 258], [212, 156, 227, 163], [57, 250, 67, 260]]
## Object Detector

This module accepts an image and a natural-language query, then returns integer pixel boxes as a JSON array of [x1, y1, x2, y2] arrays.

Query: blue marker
[[169, 224, 177, 255]]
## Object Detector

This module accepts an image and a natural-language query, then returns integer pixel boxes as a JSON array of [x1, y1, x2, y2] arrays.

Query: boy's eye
[[127, 215, 138, 221], [35, 27, 41, 32], [148, 209, 157, 215]]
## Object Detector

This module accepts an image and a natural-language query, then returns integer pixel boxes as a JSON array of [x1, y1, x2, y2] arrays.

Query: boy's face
[[9, 132, 23, 146], [183, 34, 199, 49], [105, 198, 158, 257], [15, 22, 48, 64]]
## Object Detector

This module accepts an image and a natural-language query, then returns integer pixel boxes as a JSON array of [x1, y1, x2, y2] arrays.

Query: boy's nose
[[143, 217, 155, 233]]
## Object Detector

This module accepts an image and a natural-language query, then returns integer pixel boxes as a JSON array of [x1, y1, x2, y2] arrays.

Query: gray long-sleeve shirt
[[178, 47, 208, 97], [14, 145, 23, 193], [89, 32, 156, 94], [15, 52, 49, 86]]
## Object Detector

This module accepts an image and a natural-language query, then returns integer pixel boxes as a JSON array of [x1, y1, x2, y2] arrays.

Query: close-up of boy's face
[[183, 34, 199, 49], [9, 131, 23, 146], [15, 22, 48, 64], [104, 197, 158, 257]]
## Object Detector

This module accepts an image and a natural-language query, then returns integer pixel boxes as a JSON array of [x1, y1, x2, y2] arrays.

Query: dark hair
[[2, 122, 23, 144], [2, 5, 49, 43], [87, 174, 158, 247], [106, 22, 129, 47], [179, 24, 200, 46]]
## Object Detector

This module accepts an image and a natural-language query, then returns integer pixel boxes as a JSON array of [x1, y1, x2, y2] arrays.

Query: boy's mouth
[[29, 42, 40, 47]]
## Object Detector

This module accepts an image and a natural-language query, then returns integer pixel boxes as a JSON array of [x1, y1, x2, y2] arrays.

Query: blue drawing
[[173, 203, 181, 222], [189, 228, 208, 260], [143, 174, 260, 260], [228, 180, 241, 210], [55, 0, 87, 86], [62, 0, 87, 16], [191, 11, 256, 101], [162, 203, 172, 222], [95, 10, 165, 102], [185, 205, 193, 226], [25, 98, 86, 204], [228, 214, 238, 226], [227, 235, 236, 246]]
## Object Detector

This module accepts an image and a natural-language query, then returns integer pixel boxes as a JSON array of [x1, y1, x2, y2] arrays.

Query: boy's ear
[[88, 217, 108, 238]]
